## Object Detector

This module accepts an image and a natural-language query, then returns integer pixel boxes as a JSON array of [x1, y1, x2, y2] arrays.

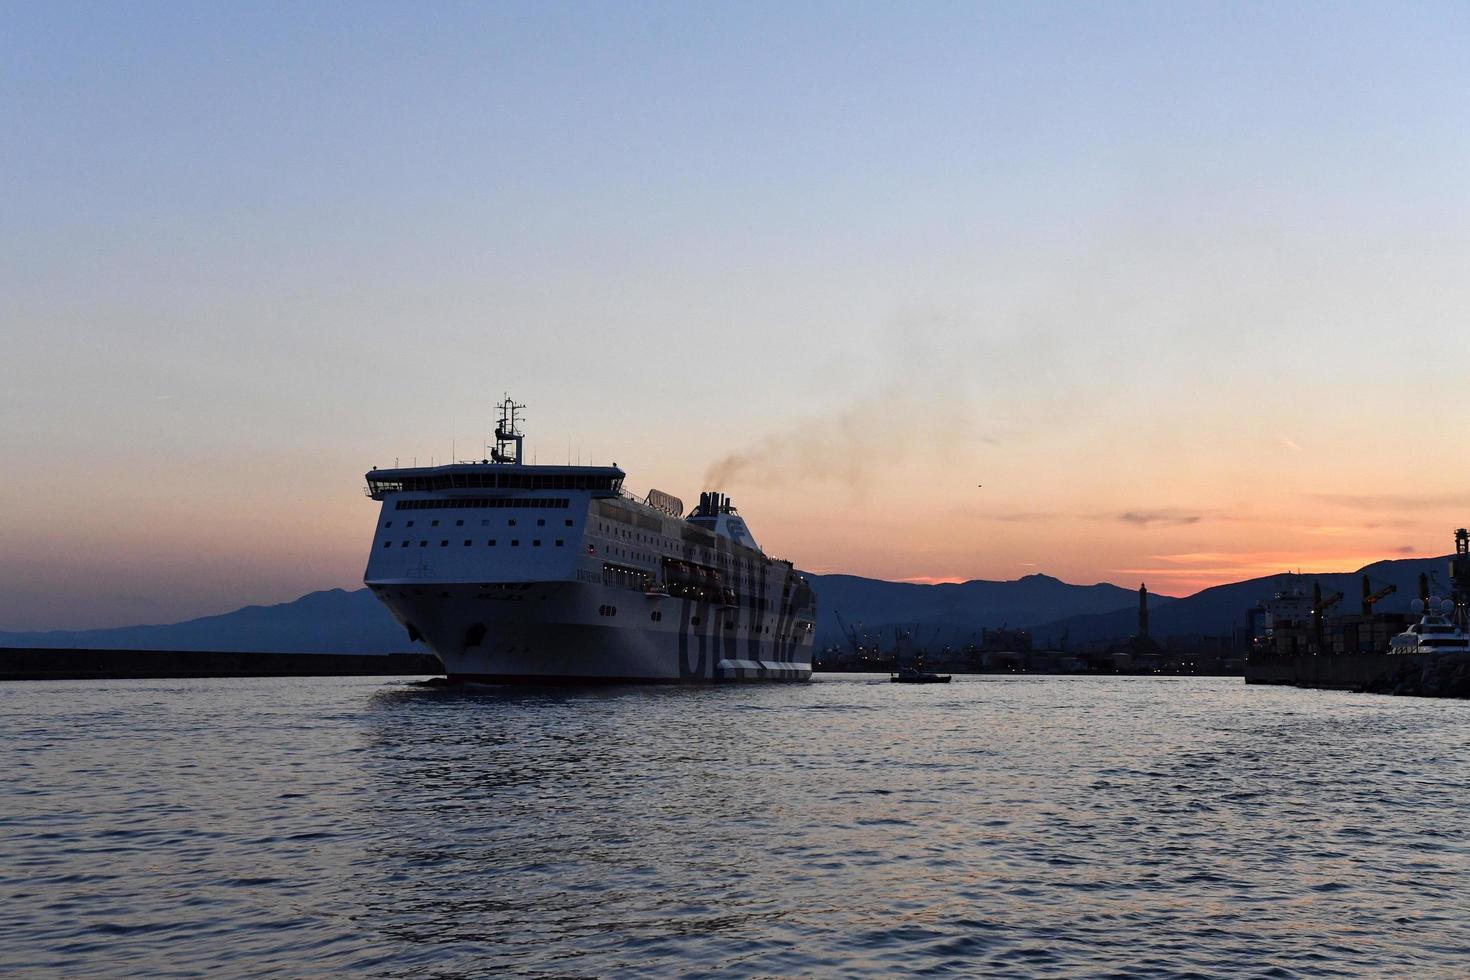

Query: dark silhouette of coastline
[[0, 647, 441, 682]]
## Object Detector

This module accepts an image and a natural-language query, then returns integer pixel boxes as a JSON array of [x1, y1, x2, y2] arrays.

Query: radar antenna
[[491, 396, 526, 464]]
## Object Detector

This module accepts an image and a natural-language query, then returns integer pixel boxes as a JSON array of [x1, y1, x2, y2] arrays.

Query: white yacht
[[361, 399, 816, 683], [1388, 598, 1470, 654]]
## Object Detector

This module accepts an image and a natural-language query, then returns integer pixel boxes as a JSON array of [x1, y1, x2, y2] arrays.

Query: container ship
[[362, 399, 816, 683]]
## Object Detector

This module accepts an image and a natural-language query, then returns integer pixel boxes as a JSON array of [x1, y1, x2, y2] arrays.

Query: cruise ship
[[362, 399, 816, 682]]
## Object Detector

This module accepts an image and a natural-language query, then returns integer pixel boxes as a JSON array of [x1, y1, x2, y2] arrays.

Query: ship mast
[[491, 396, 525, 464]]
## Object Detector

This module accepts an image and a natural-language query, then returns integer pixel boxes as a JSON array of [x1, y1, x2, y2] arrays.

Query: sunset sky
[[4, 2, 1470, 630]]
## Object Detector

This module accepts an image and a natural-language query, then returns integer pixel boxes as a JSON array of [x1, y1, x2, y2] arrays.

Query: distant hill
[[0, 557, 1445, 656], [0, 589, 406, 654], [806, 573, 1166, 649], [1029, 555, 1450, 646]]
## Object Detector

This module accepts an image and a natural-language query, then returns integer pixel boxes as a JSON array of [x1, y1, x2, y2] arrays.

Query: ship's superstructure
[[362, 399, 815, 682]]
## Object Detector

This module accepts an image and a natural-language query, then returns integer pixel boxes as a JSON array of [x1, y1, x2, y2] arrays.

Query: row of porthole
[[597, 522, 673, 549], [384, 539, 565, 549], [598, 605, 618, 617], [592, 523, 758, 575], [385, 518, 573, 529], [589, 526, 770, 584]]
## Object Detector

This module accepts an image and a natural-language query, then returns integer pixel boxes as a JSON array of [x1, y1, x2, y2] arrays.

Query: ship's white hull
[[362, 450, 816, 684], [374, 581, 812, 683]]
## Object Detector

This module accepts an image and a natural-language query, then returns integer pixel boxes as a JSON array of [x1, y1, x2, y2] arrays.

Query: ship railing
[[364, 483, 407, 499]]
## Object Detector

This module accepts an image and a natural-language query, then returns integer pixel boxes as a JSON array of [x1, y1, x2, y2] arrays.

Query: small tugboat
[[891, 665, 951, 683], [890, 652, 951, 684]]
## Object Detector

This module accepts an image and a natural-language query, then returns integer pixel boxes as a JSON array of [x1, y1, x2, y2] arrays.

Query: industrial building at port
[[818, 530, 1470, 689], [1246, 529, 1470, 696], [817, 585, 1243, 676], [1253, 529, 1470, 660]]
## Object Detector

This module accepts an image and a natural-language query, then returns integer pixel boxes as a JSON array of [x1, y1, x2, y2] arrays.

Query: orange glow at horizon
[[2, 393, 1467, 631]]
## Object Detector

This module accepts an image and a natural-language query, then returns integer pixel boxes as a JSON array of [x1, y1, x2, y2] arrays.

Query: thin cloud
[[987, 511, 1059, 523], [1301, 521, 1413, 534], [1308, 492, 1470, 511], [1117, 509, 1204, 528], [1276, 434, 1301, 452]]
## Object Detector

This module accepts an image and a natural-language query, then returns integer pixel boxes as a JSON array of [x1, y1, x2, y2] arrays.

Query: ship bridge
[[366, 463, 624, 500], [366, 395, 626, 499]]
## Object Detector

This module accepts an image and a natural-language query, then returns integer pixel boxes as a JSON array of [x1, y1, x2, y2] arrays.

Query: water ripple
[[3, 676, 1470, 976]]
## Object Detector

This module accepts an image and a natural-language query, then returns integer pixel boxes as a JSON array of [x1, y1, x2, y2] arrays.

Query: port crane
[[833, 611, 853, 653], [1360, 576, 1397, 615], [1311, 583, 1344, 616], [1452, 528, 1470, 630], [1311, 583, 1344, 654], [833, 611, 868, 660]]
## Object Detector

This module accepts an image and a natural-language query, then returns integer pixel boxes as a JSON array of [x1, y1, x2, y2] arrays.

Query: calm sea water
[[3, 674, 1470, 977]]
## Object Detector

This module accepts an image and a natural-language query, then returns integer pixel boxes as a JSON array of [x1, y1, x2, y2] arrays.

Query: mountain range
[[0, 557, 1448, 655], [809, 573, 1164, 648], [1027, 555, 1445, 647]]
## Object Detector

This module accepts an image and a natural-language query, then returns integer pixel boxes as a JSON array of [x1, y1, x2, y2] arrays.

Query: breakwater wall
[[0, 647, 444, 682], [1246, 652, 1470, 698]]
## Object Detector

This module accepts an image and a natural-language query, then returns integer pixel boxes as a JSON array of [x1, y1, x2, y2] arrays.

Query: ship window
[[420, 540, 428, 547], [383, 521, 392, 528], [463, 539, 472, 546], [691, 616, 701, 626], [482, 519, 490, 526], [406, 521, 415, 527], [533, 539, 541, 547], [431, 520, 440, 527], [509, 519, 517, 527], [456, 520, 464, 526], [512, 539, 520, 547], [487, 539, 496, 546], [440, 540, 449, 547], [537, 519, 545, 526], [394, 497, 571, 512], [402, 540, 409, 547], [382, 541, 392, 548], [565, 519, 573, 527], [555, 539, 564, 547]]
